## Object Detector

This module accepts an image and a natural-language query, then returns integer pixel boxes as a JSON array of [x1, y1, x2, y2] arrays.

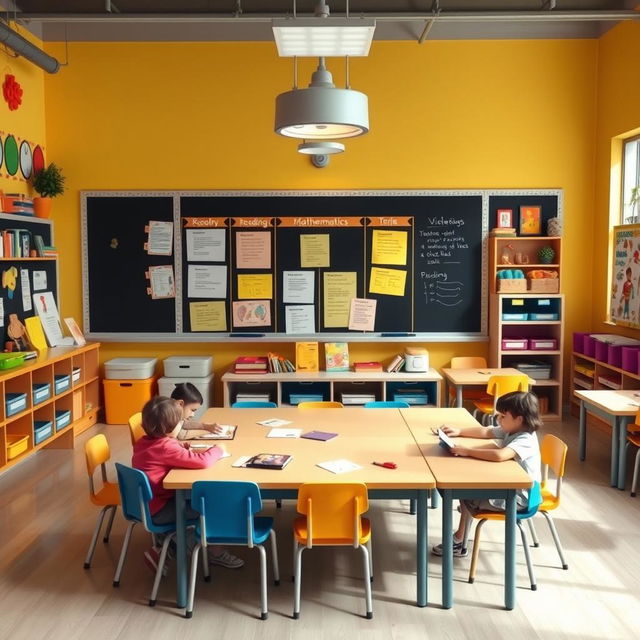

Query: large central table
[[164, 407, 436, 609]]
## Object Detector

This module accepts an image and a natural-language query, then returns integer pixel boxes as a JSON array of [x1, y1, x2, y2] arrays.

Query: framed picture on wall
[[496, 209, 513, 228], [519, 205, 542, 235]]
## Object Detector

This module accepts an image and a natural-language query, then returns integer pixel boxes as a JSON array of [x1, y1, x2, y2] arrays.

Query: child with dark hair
[[170, 382, 222, 440], [432, 391, 542, 557], [133, 396, 243, 571]]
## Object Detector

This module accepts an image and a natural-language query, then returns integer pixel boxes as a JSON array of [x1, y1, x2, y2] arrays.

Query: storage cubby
[[0, 427, 6, 467], [84, 378, 100, 415], [71, 354, 84, 386], [6, 414, 34, 462], [333, 381, 382, 405], [225, 380, 279, 406], [84, 348, 99, 381], [281, 381, 331, 406]]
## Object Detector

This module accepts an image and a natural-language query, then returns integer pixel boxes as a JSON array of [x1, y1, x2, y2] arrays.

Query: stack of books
[[42, 245, 58, 258], [386, 354, 405, 372], [235, 392, 272, 403], [267, 352, 295, 373], [0, 229, 32, 258], [490, 227, 517, 237], [1, 194, 34, 215], [353, 361, 382, 372], [233, 356, 268, 374]]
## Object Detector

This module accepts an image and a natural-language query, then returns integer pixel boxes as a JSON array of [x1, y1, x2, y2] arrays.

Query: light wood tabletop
[[574, 389, 640, 416], [441, 367, 527, 386]]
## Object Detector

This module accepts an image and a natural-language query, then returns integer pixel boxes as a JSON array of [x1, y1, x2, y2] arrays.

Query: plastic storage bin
[[32, 382, 51, 405], [163, 356, 212, 378], [103, 377, 156, 424], [529, 312, 559, 321], [584, 335, 596, 357], [501, 338, 528, 350], [515, 361, 552, 380], [529, 338, 558, 350], [54, 374, 70, 395], [158, 374, 213, 420], [6, 434, 29, 459], [573, 332, 589, 353], [622, 346, 640, 373], [34, 420, 53, 444], [6, 392, 27, 417], [104, 357, 157, 380], [607, 344, 623, 368], [0, 353, 26, 370], [502, 313, 528, 321], [55, 409, 71, 431], [595, 340, 609, 363]]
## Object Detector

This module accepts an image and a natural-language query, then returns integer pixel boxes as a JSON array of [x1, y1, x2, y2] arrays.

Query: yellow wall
[[593, 21, 640, 336], [42, 39, 598, 403], [0, 25, 46, 196]]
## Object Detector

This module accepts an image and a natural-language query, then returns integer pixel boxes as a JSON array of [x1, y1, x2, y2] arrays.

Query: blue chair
[[113, 463, 199, 606], [186, 481, 280, 620], [364, 400, 410, 408], [232, 401, 277, 408], [467, 482, 543, 590]]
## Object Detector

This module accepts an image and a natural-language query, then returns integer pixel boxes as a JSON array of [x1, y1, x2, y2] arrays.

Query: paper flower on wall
[[3, 74, 23, 111]]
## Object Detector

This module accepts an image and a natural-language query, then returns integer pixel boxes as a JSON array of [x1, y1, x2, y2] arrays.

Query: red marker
[[373, 461, 397, 469]]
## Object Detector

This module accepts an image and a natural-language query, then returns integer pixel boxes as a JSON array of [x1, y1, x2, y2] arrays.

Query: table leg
[[416, 490, 428, 607], [442, 490, 453, 609], [579, 401, 587, 461], [618, 417, 630, 490], [611, 417, 621, 488], [456, 385, 463, 409], [504, 489, 516, 611], [175, 489, 187, 609], [430, 488, 440, 510]]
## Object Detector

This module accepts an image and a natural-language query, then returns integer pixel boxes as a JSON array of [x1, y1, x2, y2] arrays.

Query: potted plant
[[32, 163, 65, 218]]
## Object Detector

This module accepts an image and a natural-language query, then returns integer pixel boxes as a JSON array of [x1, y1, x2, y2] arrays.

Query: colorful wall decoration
[[0, 132, 44, 182], [610, 224, 640, 329]]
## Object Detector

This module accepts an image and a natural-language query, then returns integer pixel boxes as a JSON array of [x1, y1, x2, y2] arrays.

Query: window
[[621, 136, 640, 224]]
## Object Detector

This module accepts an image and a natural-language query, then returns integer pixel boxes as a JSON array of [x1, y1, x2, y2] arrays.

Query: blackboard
[[81, 190, 561, 342]]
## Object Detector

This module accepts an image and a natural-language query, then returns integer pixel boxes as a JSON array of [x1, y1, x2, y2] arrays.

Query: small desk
[[165, 407, 436, 609], [400, 408, 532, 610], [441, 367, 525, 408], [575, 389, 640, 489]]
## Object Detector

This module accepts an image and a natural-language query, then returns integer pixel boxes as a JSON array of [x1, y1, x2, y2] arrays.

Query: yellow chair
[[128, 412, 144, 446], [472, 374, 529, 425], [297, 401, 344, 409], [83, 434, 121, 569], [628, 415, 640, 498], [293, 483, 373, 619], [448, 356, 491, 406]]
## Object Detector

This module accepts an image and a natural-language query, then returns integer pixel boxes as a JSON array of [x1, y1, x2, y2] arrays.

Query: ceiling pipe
[[0, 20, 60, 72]]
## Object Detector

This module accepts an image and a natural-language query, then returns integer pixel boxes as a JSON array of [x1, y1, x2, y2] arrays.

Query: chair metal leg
[[103, 505, 117, 543], [517, 521, 537, 591], [541, 511, 568, 570], [291, 532, 297, 582], [269, 529, 280, 585], [112, 521, 136, 587], [365, 538, 373, 582], [257, 544, 269, 620], [409, 499, 417, 514], [202, 542, 210, 582], [84, 505, 109, 569], [631, 448, 640, 497], [292, 544, 305, 619], [149, 533, 172, 606], [468, 519, 487, 584], [185, 543, 201, 618], [360, 544, 373, 619], [527, 518, 540, 547]]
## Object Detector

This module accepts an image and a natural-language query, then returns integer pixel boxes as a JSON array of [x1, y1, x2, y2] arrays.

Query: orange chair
[[83, 434, 121, 569], [297, 401, 344, 409], [628, 416, 640, 498], [472, 374, 529, 425], [292, 483, 373, 619], [448, 356, 491, 407], [128, 412, 144, 446]]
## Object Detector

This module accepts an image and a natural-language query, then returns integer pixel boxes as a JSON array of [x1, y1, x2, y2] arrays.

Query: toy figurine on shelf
[[499, 243, 515, 265], [7, 314, 29, 351]]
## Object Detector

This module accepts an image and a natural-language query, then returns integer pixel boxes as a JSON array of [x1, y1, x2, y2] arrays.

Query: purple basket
[[573, 332, 589, 354], [621, 346, 640, 373], [595, 340, 608, 362], [583, 335, 596, 357], [608, 344, 623, 368]]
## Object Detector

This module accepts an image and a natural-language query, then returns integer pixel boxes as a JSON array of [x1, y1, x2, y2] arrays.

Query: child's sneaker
[[208, 550, 244, 569], [431, 540, 468, 557], [144, 547, 169, 576]]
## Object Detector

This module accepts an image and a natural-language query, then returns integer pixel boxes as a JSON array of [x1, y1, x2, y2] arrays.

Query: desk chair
[[113, 463, 199, 606], [468, 482, 543, 590], [364, 400, 410, 408], [83, 434, 120, 569], [232, 401, 277, 408], [626, 411, 640, 498], [297, 401, 344, 408], [448, 356, 491, 407], [472, 374, 529, 426], [128, 412, 144, 446], [293, 483, 373, 620], [186, 481, 279, 620]]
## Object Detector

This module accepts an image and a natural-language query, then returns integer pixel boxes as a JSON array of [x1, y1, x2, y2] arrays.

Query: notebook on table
[[301, 430, 338, 441], [245, 453, 293, 470]]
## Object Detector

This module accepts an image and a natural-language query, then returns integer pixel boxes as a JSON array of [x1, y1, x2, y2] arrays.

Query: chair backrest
[[191, 480, 262, 547], [231, 401, 278, 408], [114, 463, 154, 531], [85, 434, 111, 496], [364, 400, 410, 408], [128, 412, 144, 446], [297, 483, 368, 548], [524, 481, 543, 515], [297, 401, 344, 409], [450, 356, 487, 369], [540, 434, 568, 498], [487, 374, 529, 408]]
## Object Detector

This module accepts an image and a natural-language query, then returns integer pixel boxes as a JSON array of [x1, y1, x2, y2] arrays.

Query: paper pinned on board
[[371, 229, 408, 265], [32, 270, 47, 291], [300, 234, 330, 268], [236, 231, 271, 269], [323, 272, 357, 328], [186, 228, 226, 262], [148, 265, 176, 299], [189, 301, 227, 332], [20, 268, 32, 312], [188, 265, 227, 298], [369, 267, 407, 297], [348, 298, 377, 332], [237, 274, 273, 300], [147, 220, 174, 256], [285, 305, 315, 334], [283, 271, 314, 304]]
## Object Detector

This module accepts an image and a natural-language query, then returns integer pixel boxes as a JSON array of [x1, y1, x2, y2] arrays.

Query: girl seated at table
[[432, 391, 542, 557], [133, 395, 244, 572], [170, 382, 222, 439]]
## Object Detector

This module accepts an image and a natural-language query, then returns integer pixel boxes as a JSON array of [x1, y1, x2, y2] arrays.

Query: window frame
[[620, 134, 640, 225]]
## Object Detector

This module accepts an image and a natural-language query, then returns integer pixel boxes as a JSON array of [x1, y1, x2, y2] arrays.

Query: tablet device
[[437, 428, 455, 452]]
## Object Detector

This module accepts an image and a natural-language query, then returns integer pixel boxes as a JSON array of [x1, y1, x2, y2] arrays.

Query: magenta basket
[[622, 346, 640, 374], [607, 344, 623, 368], [583, 335, 596, 357], [595, 340, 608, 362], [573, 332, 589, 354]]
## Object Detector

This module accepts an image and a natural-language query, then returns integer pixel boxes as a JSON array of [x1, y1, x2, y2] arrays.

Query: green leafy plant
[[630, 186, 640, 218], [32, 163, 65, 198], [537, 246, 555, 264]]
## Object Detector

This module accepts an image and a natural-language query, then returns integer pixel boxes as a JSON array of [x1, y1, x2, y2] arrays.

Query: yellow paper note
[[190, 301, 227, 332], [25, 316, 48, 351], [238, 274, 273, 299], [371, 229, 408, 266], [296, 342, 319, 372], [369, 267, 407, 297], [323, 272, 357, 328], [300, 234, 330, 268]]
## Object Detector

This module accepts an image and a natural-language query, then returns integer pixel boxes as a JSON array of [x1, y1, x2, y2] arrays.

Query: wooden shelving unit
[[0, 344, 101, 475]]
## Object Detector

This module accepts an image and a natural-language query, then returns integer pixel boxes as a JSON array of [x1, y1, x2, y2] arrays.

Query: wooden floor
[[1, 415, 639, 640]]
